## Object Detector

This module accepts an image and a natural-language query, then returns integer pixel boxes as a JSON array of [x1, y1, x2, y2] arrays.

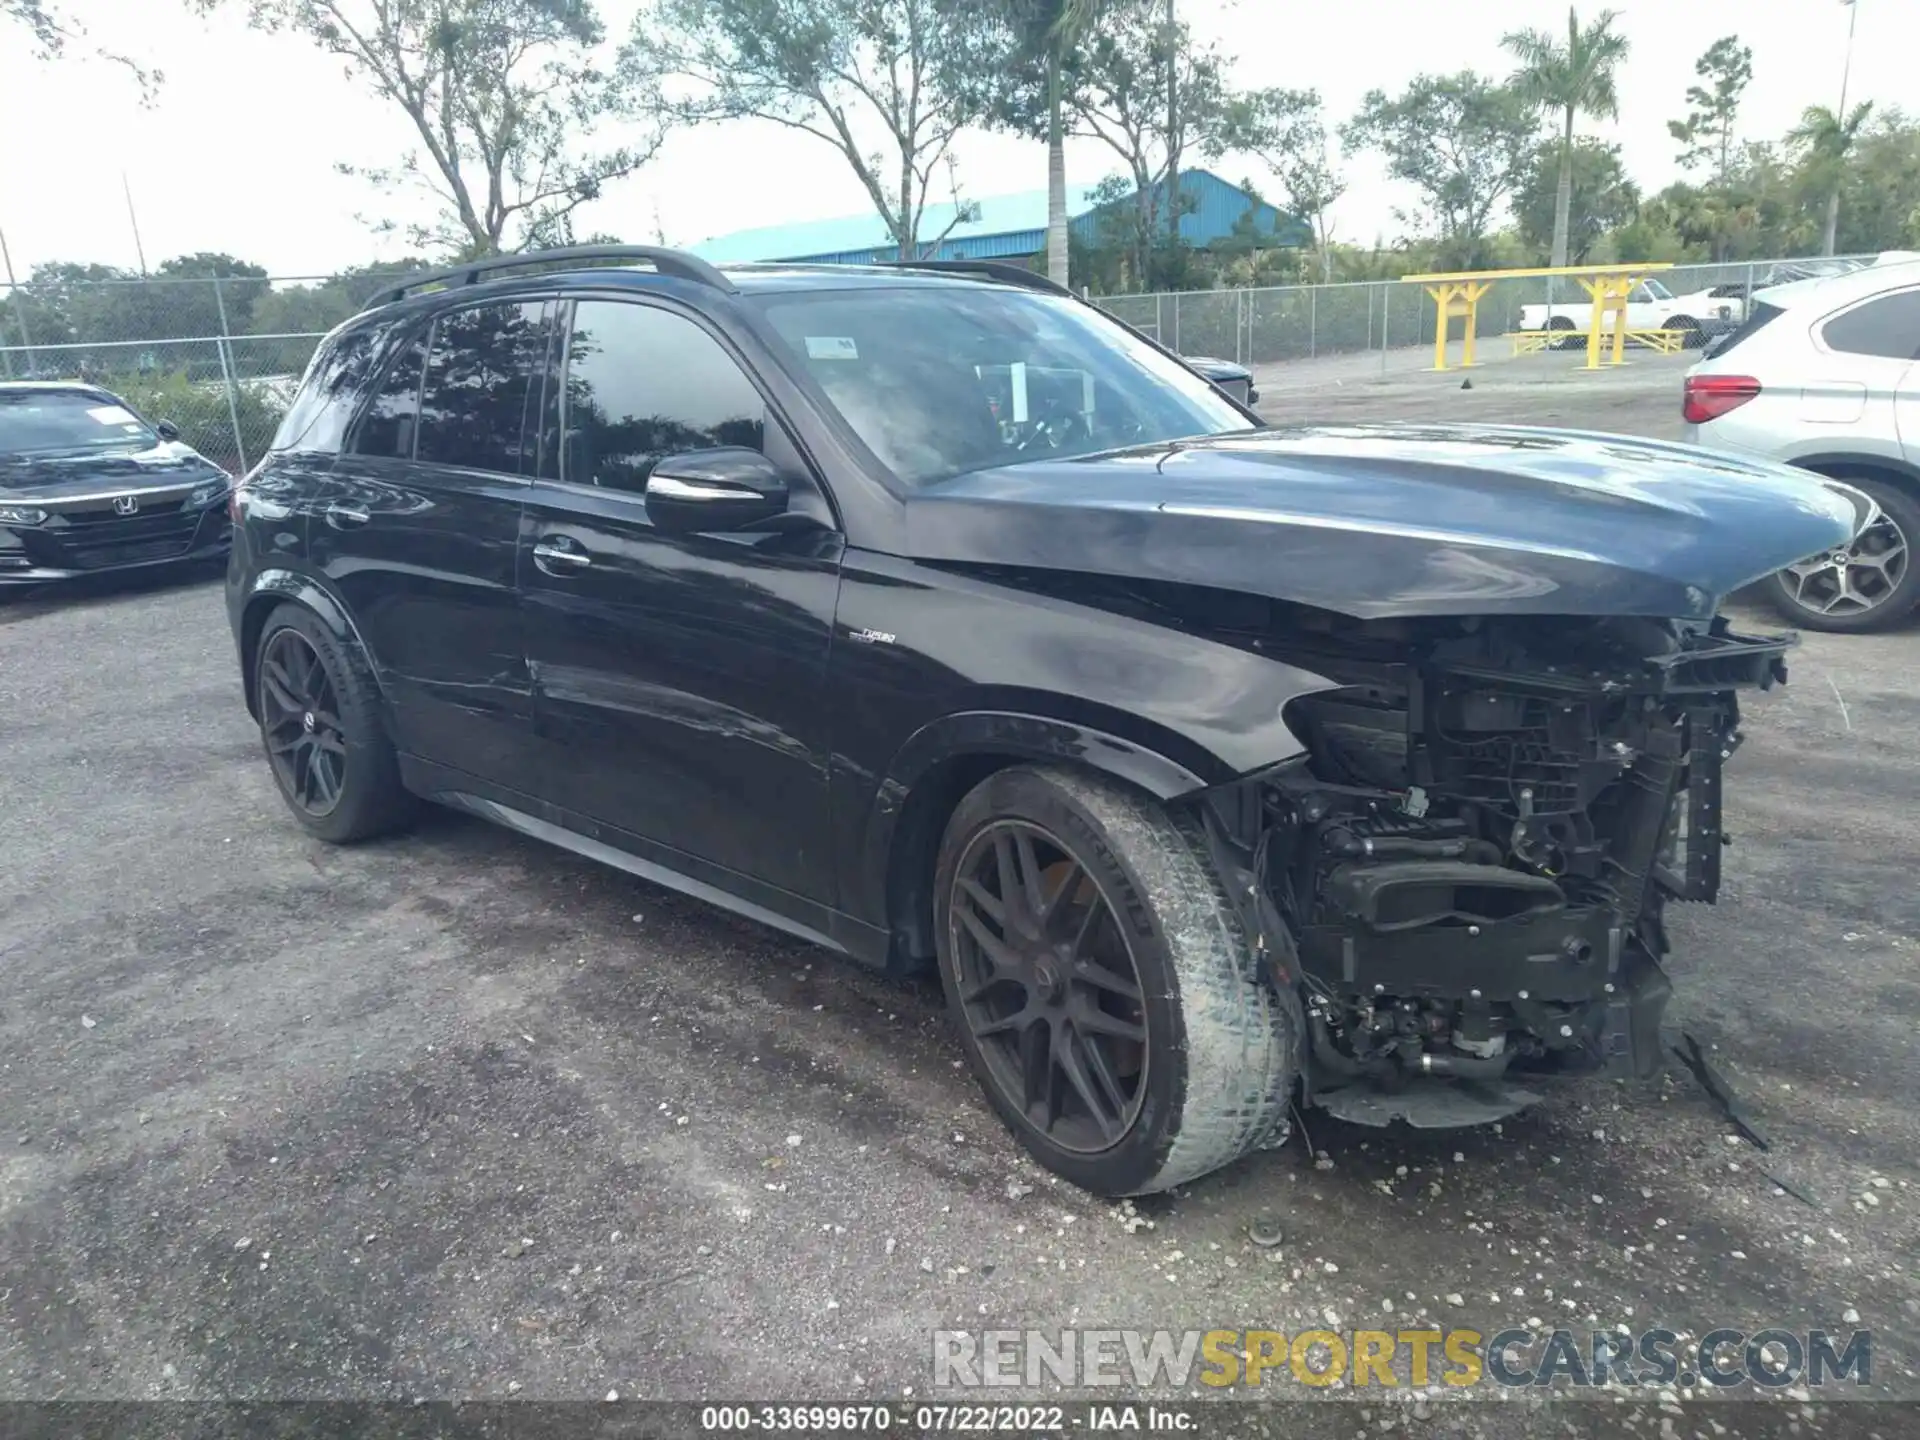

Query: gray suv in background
[[1683, 259, 1920, 632]]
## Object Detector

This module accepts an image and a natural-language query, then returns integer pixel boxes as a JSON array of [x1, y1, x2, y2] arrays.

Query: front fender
[[844, 705, 1220, 953]]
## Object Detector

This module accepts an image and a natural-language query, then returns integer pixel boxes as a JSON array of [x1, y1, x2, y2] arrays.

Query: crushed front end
[[1201, 612, 1794, 1127]]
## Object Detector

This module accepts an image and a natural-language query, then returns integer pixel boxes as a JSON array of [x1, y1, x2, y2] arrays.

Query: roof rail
[[364, 245, 737, 309], [879, 259, 1075, 297]]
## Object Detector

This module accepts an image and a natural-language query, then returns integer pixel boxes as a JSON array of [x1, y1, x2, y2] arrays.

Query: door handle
[[325, 503, 370, 529], [533, 538, 592, 574]]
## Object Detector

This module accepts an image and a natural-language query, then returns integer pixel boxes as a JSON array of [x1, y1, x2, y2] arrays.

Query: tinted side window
[[350, 329, 428, 459], [416, 301, 549, 475], [562, 300, 766, 495], [1822, 290, 1920, 361], [271, 324, 386, 454]]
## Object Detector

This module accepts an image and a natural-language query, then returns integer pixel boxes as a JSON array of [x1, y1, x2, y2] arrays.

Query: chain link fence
[[1097, 254, 1881, 367], [0, 253, 1878, 473], [0, 271, 415, 476]]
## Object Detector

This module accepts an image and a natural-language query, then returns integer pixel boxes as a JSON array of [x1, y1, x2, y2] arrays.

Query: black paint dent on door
[[311, 297, 553, 794], [519, 295, 844, 910]]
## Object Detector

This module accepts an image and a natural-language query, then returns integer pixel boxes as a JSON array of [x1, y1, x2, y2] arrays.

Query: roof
[[688, 169, 1305, 266], [1756, 256, 1920, 310], [687, 181, 1113, 266]]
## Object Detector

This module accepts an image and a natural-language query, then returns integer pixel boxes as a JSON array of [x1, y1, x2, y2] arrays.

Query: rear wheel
[[1665, 315, 1704, 349], [1766, 476, 1920, 633], [933, 765, 1300, 1196], [255, 603, 415, 841]]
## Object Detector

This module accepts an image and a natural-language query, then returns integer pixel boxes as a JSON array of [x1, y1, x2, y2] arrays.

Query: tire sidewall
[[1767, 476, 1920, 633], [932, 768, 1192, 1195], [254, 603, 390, 841]]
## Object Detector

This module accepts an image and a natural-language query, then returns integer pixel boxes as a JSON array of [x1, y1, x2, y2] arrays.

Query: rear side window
[[271, 324, 386, 454], [416, 301, 550, 475], [1821, 289, 1920, 360], [560, 300, 766, 494], [350, 329, 428, 460], [1703, 301, 1783, 360]]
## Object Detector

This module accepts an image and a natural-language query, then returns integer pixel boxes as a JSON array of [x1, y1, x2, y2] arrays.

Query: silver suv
[[1683, 259, 1920, 631]]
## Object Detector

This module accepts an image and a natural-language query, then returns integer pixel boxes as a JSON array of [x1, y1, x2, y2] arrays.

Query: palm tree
[[1037, 0, 1103, 287], [1788, 101, 1874, 256], [1503, 7, 1631, 270]]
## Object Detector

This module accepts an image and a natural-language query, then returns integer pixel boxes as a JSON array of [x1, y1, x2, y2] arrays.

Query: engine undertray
[[1310, 1077, 1546, 1128]]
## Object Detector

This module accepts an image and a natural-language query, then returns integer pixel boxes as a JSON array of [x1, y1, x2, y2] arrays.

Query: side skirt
[[398, 755, 893, 968]]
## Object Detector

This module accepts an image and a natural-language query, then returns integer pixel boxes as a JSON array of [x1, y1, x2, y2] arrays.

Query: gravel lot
[[4, 347, 1917, 1430]]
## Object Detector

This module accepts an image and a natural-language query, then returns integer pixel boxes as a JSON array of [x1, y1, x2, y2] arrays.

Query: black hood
[[903, 423, 1859, 621], [0, 440, 227, 500]]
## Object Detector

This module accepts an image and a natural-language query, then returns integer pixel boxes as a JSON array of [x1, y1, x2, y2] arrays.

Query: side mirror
[[155, 419, 182, 442], [645, 448, 790, 535]]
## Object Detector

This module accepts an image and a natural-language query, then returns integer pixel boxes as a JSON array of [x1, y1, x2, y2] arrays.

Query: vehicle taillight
[[1683, 374, 1761, 425]]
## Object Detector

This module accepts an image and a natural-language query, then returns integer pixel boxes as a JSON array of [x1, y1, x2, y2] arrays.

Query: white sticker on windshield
[[86, 404, 139, 427], [805, 336, 859, 361]]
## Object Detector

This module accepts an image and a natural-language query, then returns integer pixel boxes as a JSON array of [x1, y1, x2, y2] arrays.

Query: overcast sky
[[0, 0, 1909, 278]]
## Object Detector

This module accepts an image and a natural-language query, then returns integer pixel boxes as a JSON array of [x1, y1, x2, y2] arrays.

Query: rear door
[[311, 297, 553, 794], [1799, 286, 1920, 448]]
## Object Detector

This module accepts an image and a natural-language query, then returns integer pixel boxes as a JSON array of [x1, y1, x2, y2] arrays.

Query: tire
[[254, 602, 415, 842], [932, 765, 1301, 1196], [1665, 316, 1704, 349], [1765, 475, 1920, 633], [1546, 316, 1579, 351]]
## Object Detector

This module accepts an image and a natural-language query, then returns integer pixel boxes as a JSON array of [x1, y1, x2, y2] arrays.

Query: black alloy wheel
[[253, 602, 414, 842], [259, 627, 347, 816], [947, 820, 1149, 1154], [934, 766, 1301, 1196]]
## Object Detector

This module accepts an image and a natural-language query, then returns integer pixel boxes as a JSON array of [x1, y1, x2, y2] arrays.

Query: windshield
[[1642, 279, 1674, 300], [753, 286, 1255, 487], [0, 389, 157, 457]]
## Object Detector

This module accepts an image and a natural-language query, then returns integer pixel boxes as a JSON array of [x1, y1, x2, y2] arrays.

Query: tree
[[1234, 88, 1343, 282], [197, 0, 657, 256], [622, 0, 995, 261], [5, 0, 158, 92], [1834, 109, 1920, 253], [1514, 138, 1636, 263], [153, 253, 272, 335], [1789, 101, 1875, 257], [1341, 73, 1537, 269], [967, 0, 1106, 286], [1061, 0, 1243, 287], [1501, 6, 1629, 271], [1668, 35, 1752, 186]]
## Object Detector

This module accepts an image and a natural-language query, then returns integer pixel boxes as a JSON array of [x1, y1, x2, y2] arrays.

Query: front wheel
[[933, 766, 1300, 1196], [1767, 476, 1919, 633]]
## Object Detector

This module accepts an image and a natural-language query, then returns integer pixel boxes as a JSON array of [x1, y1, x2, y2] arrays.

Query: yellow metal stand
[[1422, 279, 1492, 372], [1402, 263, 1675, 374], [1574, 273, 1644, 369]]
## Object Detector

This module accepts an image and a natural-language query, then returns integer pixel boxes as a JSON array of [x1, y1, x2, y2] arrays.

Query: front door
[[310, 297, 553, 794], [518, 295, 844, 907]]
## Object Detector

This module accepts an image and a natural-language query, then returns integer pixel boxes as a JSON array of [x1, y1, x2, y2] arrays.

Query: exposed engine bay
[[1197, 610, 1794, 1127]]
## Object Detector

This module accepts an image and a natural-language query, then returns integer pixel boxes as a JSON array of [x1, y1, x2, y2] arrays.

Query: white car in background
[[1682, 259, 1920, 632], [1518, 277, 1745, 348]]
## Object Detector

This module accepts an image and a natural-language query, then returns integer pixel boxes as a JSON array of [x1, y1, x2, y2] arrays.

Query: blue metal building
[[686, 169, 1305, 266]]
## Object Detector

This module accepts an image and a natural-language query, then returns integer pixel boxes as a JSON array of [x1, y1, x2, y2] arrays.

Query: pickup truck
[[1517, 277, 1744, 347]]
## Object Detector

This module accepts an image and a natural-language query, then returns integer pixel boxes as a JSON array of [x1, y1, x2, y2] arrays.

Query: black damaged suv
[[229, 245, 1854, 1196]]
